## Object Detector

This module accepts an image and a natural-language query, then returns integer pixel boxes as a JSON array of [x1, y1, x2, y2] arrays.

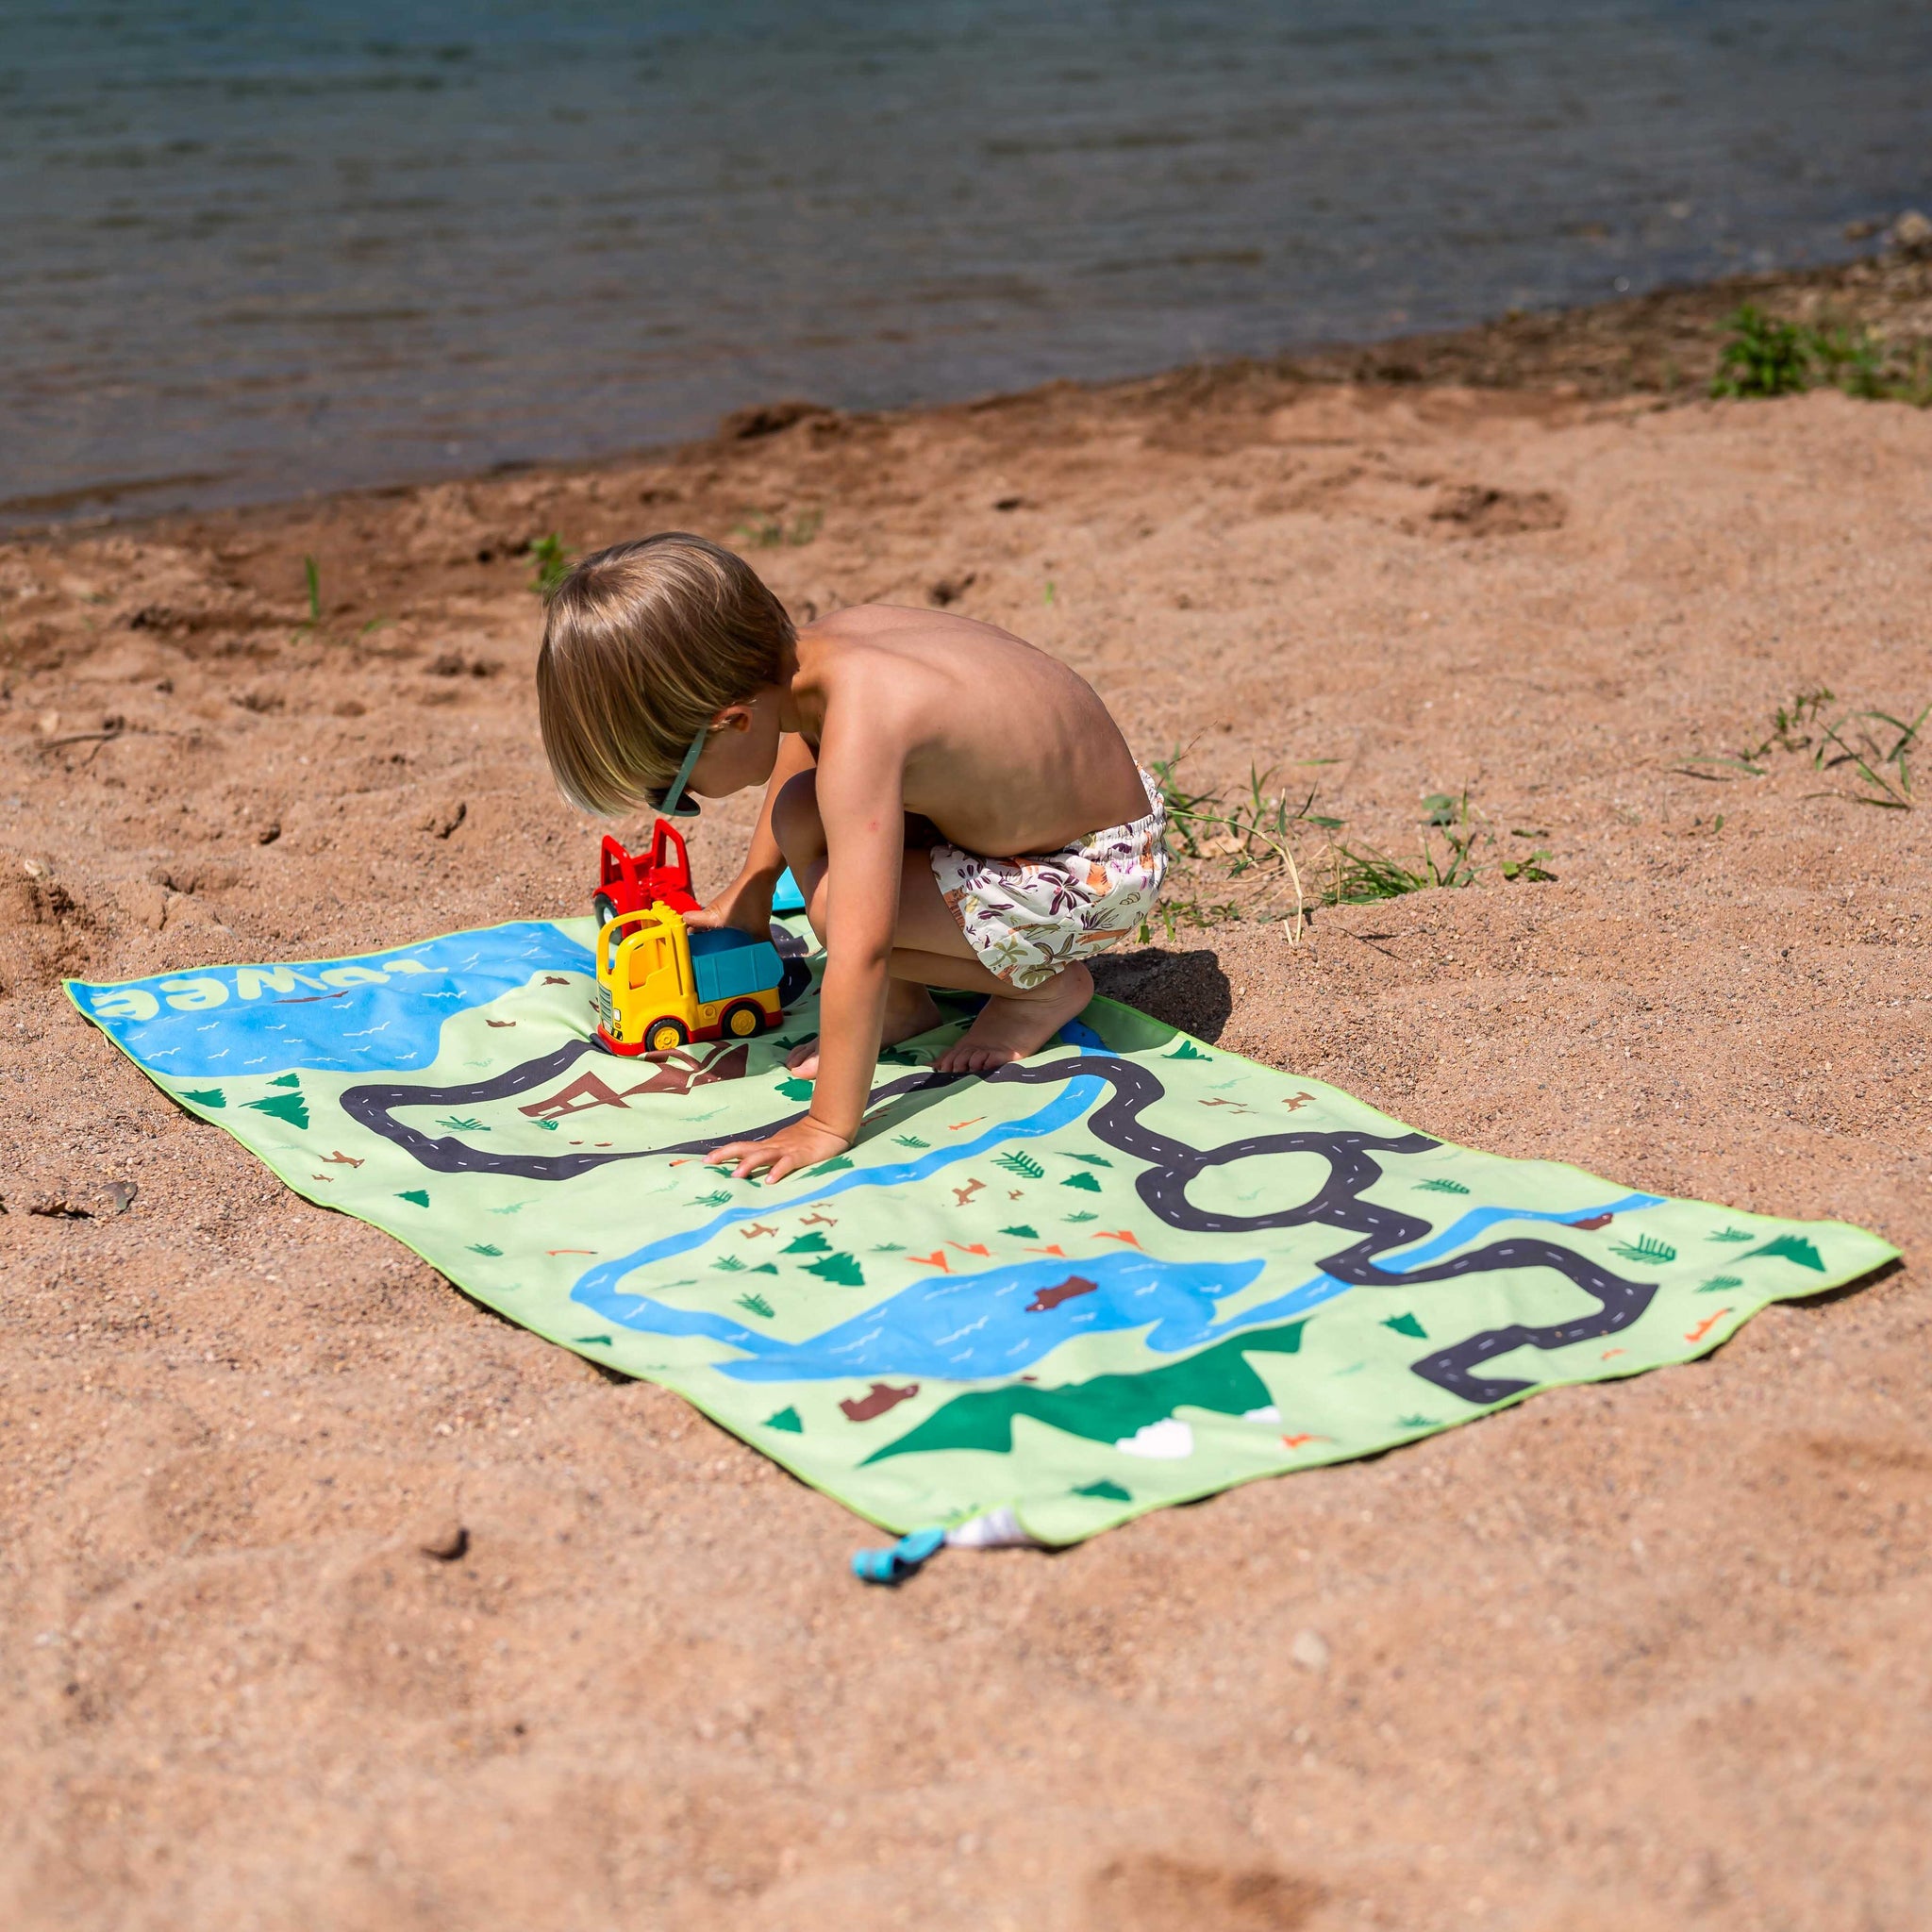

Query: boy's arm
[[709, 713, 908, 1184], [686, 732, 815, 936]]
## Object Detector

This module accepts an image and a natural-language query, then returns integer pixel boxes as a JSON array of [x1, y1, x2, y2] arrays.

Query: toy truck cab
[[596, 905, 789, 1056]]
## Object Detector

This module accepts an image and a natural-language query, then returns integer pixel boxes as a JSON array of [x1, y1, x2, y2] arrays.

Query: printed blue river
[[70, 921, 593, 1078]]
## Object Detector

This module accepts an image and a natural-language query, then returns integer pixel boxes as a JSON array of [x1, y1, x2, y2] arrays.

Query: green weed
[[1679, 686, 1924, 809], [1321, 790, 1553, 904], [732, 508, 822, 548], [1152, 748, 1344, 941], [1710, 306, 1813, 398], [303, 555, 322, 625], [1711, 305, 1932, 407], [527, 533, 573, 597], [1810, 703, 1925, 810]]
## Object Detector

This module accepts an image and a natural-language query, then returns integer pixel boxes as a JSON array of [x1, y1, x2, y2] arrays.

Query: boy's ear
[[711, 703, 757, 735]]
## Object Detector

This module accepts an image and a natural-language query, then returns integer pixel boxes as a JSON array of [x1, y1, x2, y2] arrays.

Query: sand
[[3, 274, 1929, 1929]]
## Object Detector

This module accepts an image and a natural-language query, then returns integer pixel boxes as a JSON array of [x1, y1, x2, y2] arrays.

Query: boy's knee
[[770, 770, 824, 864]]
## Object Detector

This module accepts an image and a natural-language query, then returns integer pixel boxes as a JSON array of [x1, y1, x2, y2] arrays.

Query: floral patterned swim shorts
[[930, 766, 1168, 991]]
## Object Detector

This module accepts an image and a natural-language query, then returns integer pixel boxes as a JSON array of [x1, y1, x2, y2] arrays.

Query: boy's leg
[[773, 773, 1090, 1075], [773, 773, 942, 1071], [888, 861, 1093, 1074]]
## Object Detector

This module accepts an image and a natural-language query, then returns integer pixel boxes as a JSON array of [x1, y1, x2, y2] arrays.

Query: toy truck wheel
[[722, 1000, 764, 1040], [592, 891, 619, 928], [644, 1018, 688, 1054]]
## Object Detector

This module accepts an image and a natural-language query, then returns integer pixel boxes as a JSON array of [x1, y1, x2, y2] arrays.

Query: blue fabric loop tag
[[852, 1525, 947, 1585]]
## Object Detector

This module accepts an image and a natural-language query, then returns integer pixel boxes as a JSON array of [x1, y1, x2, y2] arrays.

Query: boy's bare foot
[[936, 963, 1091, 1074], [787, 978, 941, 1078]]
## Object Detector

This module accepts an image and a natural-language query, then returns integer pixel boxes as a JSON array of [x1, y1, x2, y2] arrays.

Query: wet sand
[[3, 262, 1929, 1930]]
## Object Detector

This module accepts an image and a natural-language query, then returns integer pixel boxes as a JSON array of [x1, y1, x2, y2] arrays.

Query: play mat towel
[[69, 920, 1897, 1548]]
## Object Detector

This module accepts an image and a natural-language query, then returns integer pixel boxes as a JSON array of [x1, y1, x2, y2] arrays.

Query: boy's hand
[[686, 868, 777, 938], [708, 1115, 850, 1186]]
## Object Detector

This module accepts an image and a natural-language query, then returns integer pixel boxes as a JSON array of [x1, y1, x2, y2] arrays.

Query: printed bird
[[949, 1117, 986, 1132], [1024, 1243, 1068, 1258], [1094, 1230, 1142, 1248], [948, 1241, 991, 1257], [909, 1250, 951, 1271], [1686, 1308, 1730, 1344]]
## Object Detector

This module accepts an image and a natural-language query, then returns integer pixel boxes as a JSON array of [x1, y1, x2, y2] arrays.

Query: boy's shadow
[[1090, 947, 1232, 1044]]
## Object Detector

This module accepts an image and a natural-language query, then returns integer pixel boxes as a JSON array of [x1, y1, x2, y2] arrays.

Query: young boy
[[538, 532, 1165, 1183]]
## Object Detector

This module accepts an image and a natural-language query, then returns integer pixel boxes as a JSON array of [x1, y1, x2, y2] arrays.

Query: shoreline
[[7, 241, 1928, 545]]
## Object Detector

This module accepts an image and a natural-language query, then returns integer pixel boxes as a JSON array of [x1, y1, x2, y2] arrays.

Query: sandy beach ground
[[3, 260, 1929, 1930]]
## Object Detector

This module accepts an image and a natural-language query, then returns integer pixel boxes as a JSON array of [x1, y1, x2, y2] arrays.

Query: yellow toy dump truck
[[595, 906, 808, 1057]]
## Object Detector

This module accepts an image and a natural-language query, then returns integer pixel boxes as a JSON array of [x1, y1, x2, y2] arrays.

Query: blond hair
[[536, 533, 794, 816]]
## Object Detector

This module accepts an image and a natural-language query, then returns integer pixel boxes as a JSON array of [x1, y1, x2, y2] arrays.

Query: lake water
[[4, 0, 1927, 527]]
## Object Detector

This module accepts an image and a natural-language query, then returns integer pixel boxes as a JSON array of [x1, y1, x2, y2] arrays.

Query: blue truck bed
[[688, 926, 781, 1006]]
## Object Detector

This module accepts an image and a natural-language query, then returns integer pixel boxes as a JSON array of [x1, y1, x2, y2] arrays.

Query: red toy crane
[[591, 818, 699, 928]]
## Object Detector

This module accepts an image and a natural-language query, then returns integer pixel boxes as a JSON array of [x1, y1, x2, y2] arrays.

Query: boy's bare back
[[794, 604, 1147, 857]]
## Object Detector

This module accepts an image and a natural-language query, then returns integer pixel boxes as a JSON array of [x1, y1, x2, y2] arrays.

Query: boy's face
[[688, 691, 783, 800]]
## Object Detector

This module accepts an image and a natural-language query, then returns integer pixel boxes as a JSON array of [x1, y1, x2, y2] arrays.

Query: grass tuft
[[527, 533, 573, 597], [1679, 686, 1924, 809], [1711, 305, 1932, 406]]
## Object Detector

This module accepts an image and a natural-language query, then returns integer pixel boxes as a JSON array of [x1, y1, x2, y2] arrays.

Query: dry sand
[[3, 273, 1930, 1930]]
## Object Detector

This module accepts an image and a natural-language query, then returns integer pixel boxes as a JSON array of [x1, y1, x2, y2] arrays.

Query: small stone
[[1890, 209, 1932, 256], [102, 1180, 137, 1215], [417, 1520, 469, 1562], [1290, 1628, 1331, 1674]]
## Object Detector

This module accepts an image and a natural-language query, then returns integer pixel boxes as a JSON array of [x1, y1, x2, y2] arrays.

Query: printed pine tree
[[1746, 1233, 1824, 1271], [1382, 1312, 1427, 1339], [1060, 1171, 1102, 1192], [783, 1231, 832, 1254], [245, 1089, 309, 1130], [1609, 1234, 1676, 1265], [804, 1252, 864, 1287]]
